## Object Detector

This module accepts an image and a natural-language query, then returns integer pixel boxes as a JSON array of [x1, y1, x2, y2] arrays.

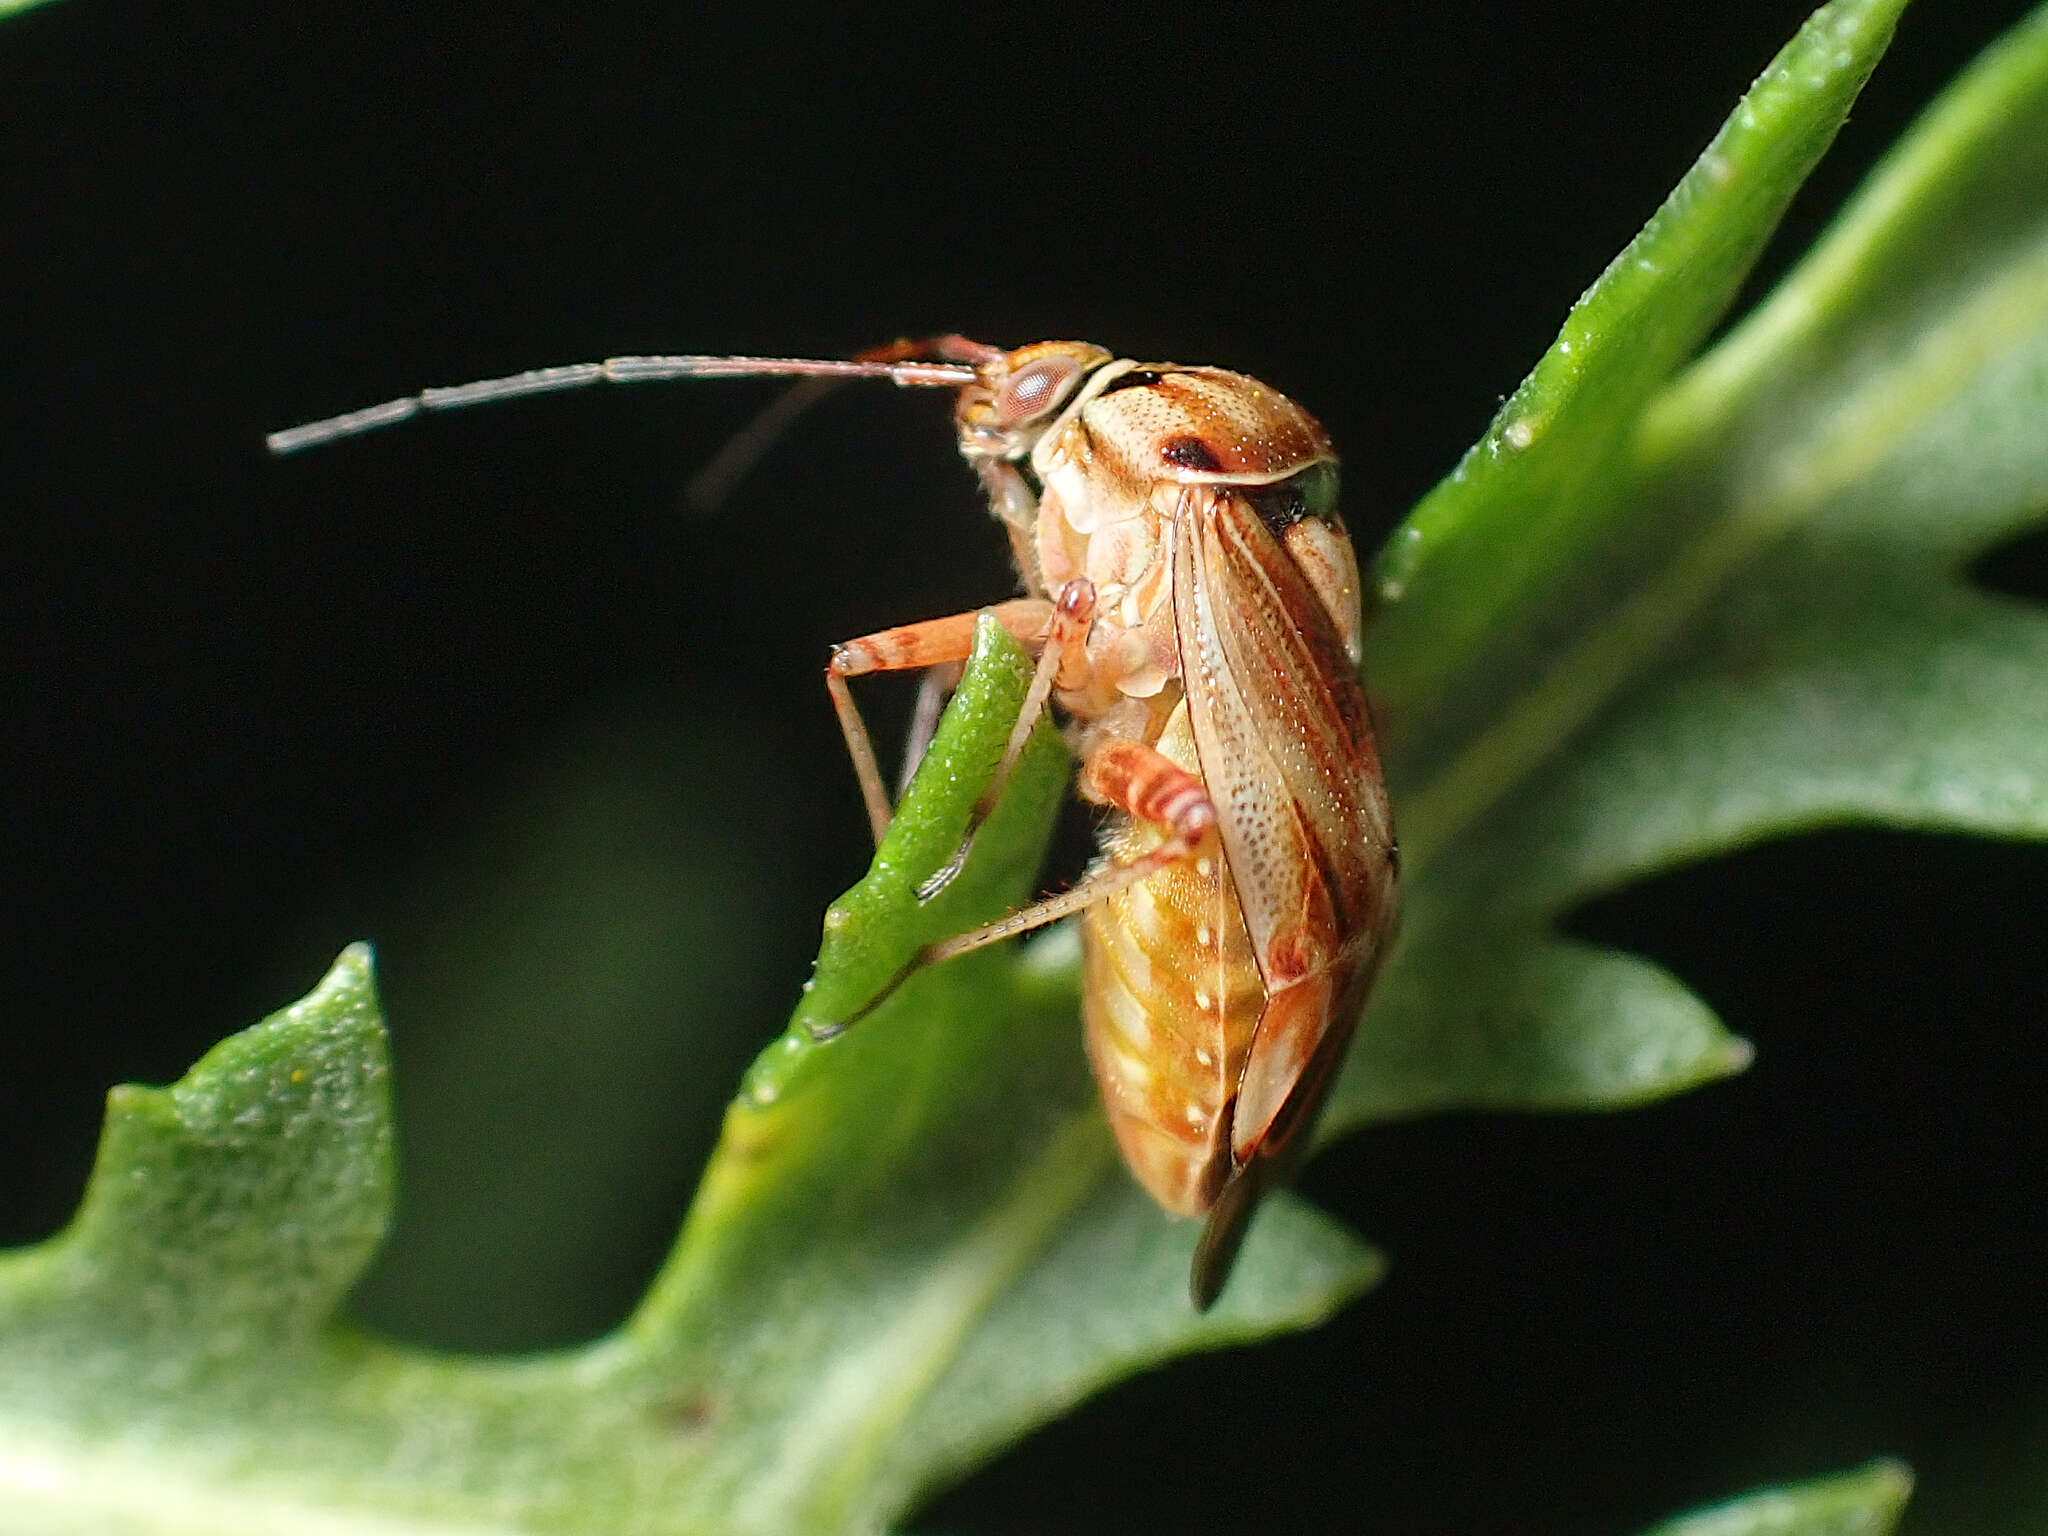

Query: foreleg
[[827, 596, 1053, 844]]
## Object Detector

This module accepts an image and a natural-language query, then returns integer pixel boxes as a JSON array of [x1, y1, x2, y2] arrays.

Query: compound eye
[[995, 355, 1084, 428]]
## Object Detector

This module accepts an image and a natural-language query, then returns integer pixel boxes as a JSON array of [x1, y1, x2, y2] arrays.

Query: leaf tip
[[1713, 1033, 1757, 1079], [295, 942, 380, 1027], [1866, 1455, 1916, 1497], [1644, 1456, 1915, 1536], [100, 1079, 163, 1121], [198, 946, 377, 1059], [331, 938, 377, 981]]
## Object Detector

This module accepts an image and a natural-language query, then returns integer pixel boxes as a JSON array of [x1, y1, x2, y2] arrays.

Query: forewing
[[1172, 488, 1396, 1160]]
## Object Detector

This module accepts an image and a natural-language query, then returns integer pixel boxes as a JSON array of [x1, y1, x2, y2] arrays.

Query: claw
[[802, 951, 925, 1041], [916, 829, 976, 903]]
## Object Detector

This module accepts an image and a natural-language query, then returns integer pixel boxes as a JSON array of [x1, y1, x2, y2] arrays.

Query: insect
[[269, 336, 1400, 1307]]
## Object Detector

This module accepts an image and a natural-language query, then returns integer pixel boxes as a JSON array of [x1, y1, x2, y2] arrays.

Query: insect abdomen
[[1081, 707, 1265, 1215]]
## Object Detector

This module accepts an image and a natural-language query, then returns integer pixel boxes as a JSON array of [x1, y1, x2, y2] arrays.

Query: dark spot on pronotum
[[1100, 368, 1163, 394], [1161, 435, 1224, 471]]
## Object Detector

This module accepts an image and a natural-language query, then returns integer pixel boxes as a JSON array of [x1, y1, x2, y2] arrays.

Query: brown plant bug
[[268, 336, 1400, 1308]]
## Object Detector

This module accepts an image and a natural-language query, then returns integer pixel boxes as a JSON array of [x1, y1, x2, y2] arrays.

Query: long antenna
[[266, 353, 980, 456]]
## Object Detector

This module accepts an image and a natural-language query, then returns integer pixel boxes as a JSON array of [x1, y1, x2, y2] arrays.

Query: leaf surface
[[10, 3, 2048, 1532], [1329, 0, 2048, 1136], [1638, 1460, 1914, 1536]]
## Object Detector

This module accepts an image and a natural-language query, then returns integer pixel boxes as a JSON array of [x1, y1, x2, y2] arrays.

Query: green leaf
[[1639, 1459, 1914, 1536], [1328, 0, 2048, 1134], [0, 946, 391, 1368], [13, 1, 2048, 1531], [1337, 935, 1751, 1126], [1367, 0, 1916, 803], [618, 617, 1376, 1532], [0, 622, 1373, 1536]]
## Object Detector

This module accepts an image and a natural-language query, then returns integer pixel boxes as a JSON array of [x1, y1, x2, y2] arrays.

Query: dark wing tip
[[1189, 1163, 1268, 1310]]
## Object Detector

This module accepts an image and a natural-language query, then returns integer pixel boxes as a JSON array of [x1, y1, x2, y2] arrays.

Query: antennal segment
[[266, 353, 981, 456]]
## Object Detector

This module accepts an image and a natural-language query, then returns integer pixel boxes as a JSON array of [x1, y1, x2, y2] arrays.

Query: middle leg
[[812, 736, 1218, 1038]]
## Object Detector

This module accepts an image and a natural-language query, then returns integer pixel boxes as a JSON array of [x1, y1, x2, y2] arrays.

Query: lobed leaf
[[1328, 0, 2048, 1132], [617, 617, 1377, 1532], [12, 1, 2048, 1531], [1367, 0, 1914, 828], [0, 623, 1374, 1536]]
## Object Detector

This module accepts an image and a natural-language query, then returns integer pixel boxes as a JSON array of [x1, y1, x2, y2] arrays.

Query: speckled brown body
[[1081, 702, 1267, 1215], [264, 335, 1397, 1305], [803, 338, 1398, 1305], [941, 345, 1398, 1299]]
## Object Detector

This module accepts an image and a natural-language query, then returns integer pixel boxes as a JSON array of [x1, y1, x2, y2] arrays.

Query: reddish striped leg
[[827, 578, 1095, 846], [826, 596, 1055, 845], [915, 577, 1096, 903], [920, 739, 1218, 964], [812, 735, 1218, 1039]]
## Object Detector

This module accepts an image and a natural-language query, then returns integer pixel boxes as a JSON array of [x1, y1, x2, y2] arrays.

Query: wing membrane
[[1172, 488, 1396, 1160]]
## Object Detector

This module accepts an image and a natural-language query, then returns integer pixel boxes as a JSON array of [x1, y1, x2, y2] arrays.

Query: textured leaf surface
[[1328, 0, 2048, 1135], [0, 623, 1373, 1536], [9, 2, 2048, 1532]]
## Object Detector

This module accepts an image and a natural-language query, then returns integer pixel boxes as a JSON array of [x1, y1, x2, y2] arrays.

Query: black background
[[5, 1, 2046, 1531]]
